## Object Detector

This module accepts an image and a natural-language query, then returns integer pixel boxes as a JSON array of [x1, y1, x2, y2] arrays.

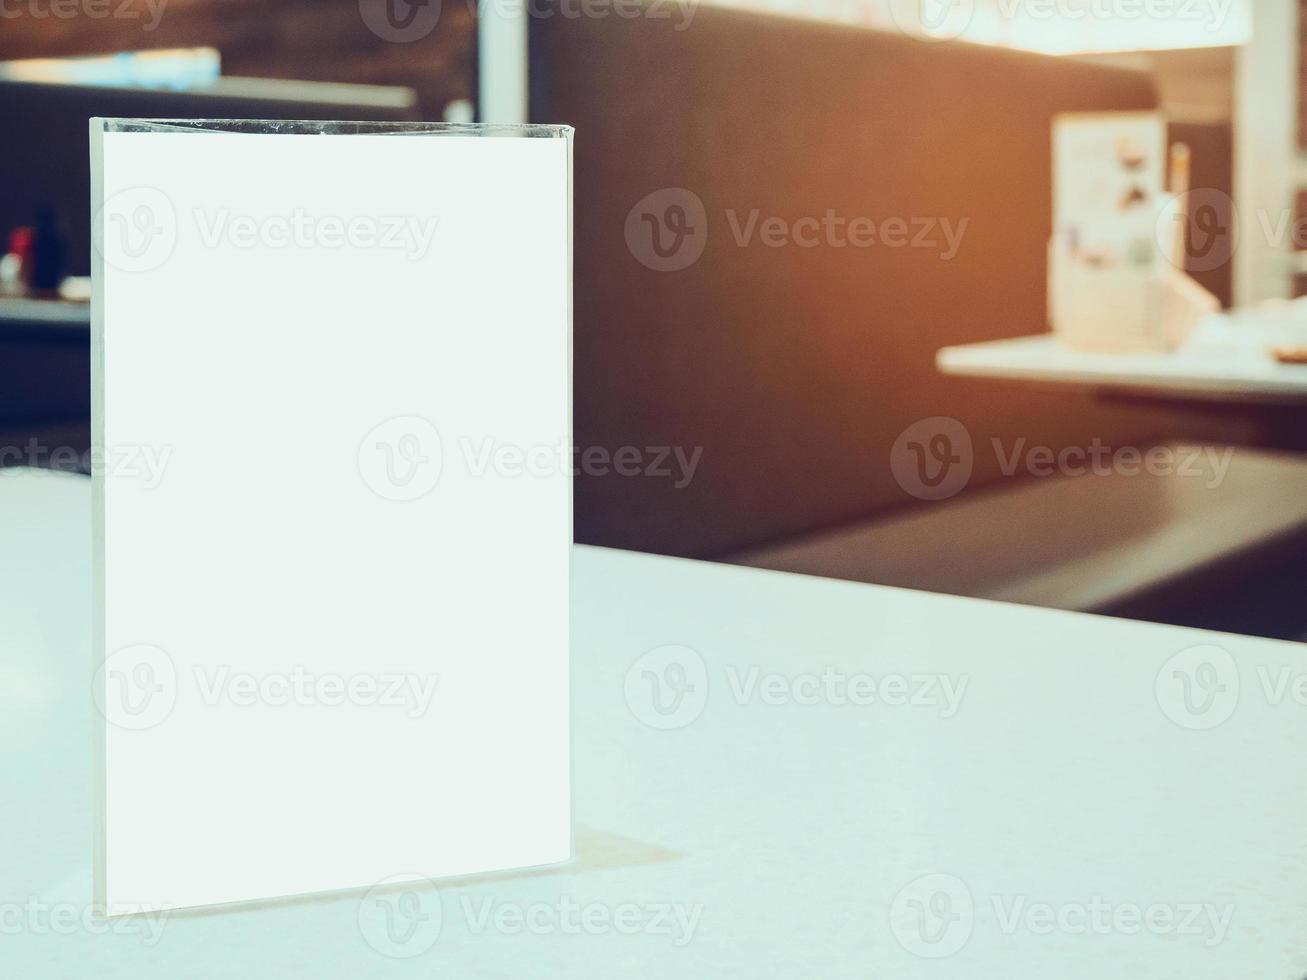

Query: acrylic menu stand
[[91, 119, 573, 914]]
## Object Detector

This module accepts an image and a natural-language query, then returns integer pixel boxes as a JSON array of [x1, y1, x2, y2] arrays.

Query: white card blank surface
[[93, 126, 571, 912]]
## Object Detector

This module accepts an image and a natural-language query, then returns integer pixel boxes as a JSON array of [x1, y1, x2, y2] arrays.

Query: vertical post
[[478, 0, 530, 124], [1234, 0, 1297, 305]]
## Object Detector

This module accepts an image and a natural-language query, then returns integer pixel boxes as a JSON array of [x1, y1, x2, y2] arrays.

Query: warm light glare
[[0, 48, 221, 88], [700, 0, 1250, 52]]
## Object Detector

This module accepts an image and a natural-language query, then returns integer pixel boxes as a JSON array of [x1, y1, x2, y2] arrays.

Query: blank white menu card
[[91, 121, 572, 913]]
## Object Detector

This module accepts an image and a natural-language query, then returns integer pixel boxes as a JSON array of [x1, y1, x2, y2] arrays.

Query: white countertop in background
[[937, 333, 1307, 403], [2, 469, 1305, 978], [0, 296, 90, 329]]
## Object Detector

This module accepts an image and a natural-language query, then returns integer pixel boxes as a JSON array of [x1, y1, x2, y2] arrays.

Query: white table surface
[[937, 334, 1307, 404], [3, 468, 1306, 978]]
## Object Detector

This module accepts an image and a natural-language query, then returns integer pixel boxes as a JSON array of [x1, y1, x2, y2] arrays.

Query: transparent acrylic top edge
[[95, 119, 572, 138]]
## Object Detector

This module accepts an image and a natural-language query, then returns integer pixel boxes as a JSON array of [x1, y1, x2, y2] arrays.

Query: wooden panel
[[0, 0, 474, 117], [1295, 191, 1307, 298], [1150, 46, 1234, 123], [1169, 120, 1234, 306], [531, 6, 1228, 560], [732, 444, 1307, 615]]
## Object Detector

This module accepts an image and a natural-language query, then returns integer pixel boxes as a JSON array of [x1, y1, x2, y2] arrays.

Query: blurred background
[[2, 0, 1305, 639]]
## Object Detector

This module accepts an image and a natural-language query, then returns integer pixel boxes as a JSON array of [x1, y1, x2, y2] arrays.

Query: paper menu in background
[[1053, 112, 1166, 229]]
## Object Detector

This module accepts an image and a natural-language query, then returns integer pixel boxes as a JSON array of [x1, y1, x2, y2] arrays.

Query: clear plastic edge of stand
[[94, 118, 572, 138]]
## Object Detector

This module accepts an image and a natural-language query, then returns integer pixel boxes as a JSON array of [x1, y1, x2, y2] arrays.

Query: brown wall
[[0, 0, 474, 118], [534, 6, 1212, 559], [1169, 120, 1234, 307]]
